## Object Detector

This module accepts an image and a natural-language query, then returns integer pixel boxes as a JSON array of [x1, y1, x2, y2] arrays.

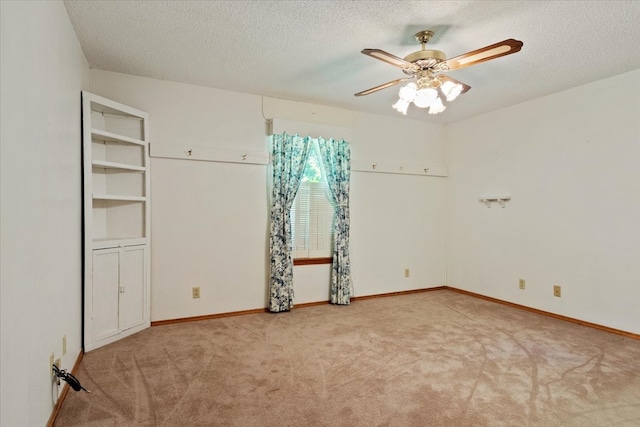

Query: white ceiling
[[64, 1, 640, 124]]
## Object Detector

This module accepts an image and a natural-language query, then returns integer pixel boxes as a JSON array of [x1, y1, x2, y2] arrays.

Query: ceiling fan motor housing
[[404, 49, 447, 70]]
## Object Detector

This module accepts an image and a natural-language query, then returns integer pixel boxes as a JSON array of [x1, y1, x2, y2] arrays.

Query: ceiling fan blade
[[354, 78, 411, 97], [437, 75, 471, 94], [443, 39, 523, 71], [361, 49, 419, 73]]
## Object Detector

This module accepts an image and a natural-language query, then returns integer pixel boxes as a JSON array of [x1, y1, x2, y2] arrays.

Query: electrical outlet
[[192, 287, 200, 299], [62, 335, 66, 356], [519, 279, 526, 290], [404, 268, 410, 278], [553, 285, 561, 297], [53, 359, 61, 385]]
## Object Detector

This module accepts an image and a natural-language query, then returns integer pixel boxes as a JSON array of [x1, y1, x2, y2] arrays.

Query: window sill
[[293, 257, 332, 266]]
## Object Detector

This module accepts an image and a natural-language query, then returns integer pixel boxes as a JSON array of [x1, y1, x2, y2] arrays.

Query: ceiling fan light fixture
[[413, 87, 438, 108], [357, 30, 523, 117], [441, 80, 463, 101], [392, 98, 410, 115]]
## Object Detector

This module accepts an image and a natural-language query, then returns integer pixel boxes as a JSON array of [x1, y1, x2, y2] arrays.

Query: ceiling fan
[[355, 30, 523, 115]]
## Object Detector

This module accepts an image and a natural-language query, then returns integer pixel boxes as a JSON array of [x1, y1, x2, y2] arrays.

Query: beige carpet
[[54, 290, 640, 426]]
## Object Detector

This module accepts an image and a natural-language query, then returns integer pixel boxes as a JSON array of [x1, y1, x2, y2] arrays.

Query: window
[[291, 142, 334, 260]]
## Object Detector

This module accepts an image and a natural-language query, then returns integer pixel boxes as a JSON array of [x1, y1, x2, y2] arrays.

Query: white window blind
[[291, 181, 335, 258], [290, 142, 335, 259]]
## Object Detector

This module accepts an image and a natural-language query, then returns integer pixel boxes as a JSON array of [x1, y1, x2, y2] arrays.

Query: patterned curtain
[[269, 133, 311, 312], [317, 137, 352, 305]]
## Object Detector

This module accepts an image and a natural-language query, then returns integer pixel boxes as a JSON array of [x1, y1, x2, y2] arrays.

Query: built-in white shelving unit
[[82, 91, 151, 351]]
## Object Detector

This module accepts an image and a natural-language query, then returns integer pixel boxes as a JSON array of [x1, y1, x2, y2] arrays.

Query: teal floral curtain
[[317, 137, 352, 305], [269, 133, 311, 312]]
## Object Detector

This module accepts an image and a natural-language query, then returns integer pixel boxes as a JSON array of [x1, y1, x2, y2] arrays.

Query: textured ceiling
[[64, 1, 640, 124]]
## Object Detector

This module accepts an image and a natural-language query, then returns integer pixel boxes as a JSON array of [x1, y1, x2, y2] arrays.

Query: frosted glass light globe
[[392, 98, 410, 115], [398, 83, 417, 102], [413, 88, 437, 108], [428, 97, 446, 114], [441, 81, 463, 101]]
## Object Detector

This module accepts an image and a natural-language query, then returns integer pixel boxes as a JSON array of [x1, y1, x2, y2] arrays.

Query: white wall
[[349, 114, 447, 297], [445, 69, 640, 334], [0, 2, 88, 426], [89, 70, 447, 320]]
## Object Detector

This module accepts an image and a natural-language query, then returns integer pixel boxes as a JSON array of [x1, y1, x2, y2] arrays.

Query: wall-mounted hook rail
[[151, 143, 269, 165], [350, 160, 447, 176], [479, 196, 512, 208]]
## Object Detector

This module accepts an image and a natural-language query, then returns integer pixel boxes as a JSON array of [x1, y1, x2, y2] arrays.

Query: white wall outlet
[[519, 278, 526, 290], [404, 268, 410, 278], [192, 287, 200, 299]]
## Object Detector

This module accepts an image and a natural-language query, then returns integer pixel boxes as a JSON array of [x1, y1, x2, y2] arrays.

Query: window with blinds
[[290, 143, 335, 259]]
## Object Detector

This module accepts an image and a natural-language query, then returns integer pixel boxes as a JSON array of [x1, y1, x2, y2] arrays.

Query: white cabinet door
[[119, 245, 146, 331], [92, 245, 146, 345], [92, 248, 121, 342]]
